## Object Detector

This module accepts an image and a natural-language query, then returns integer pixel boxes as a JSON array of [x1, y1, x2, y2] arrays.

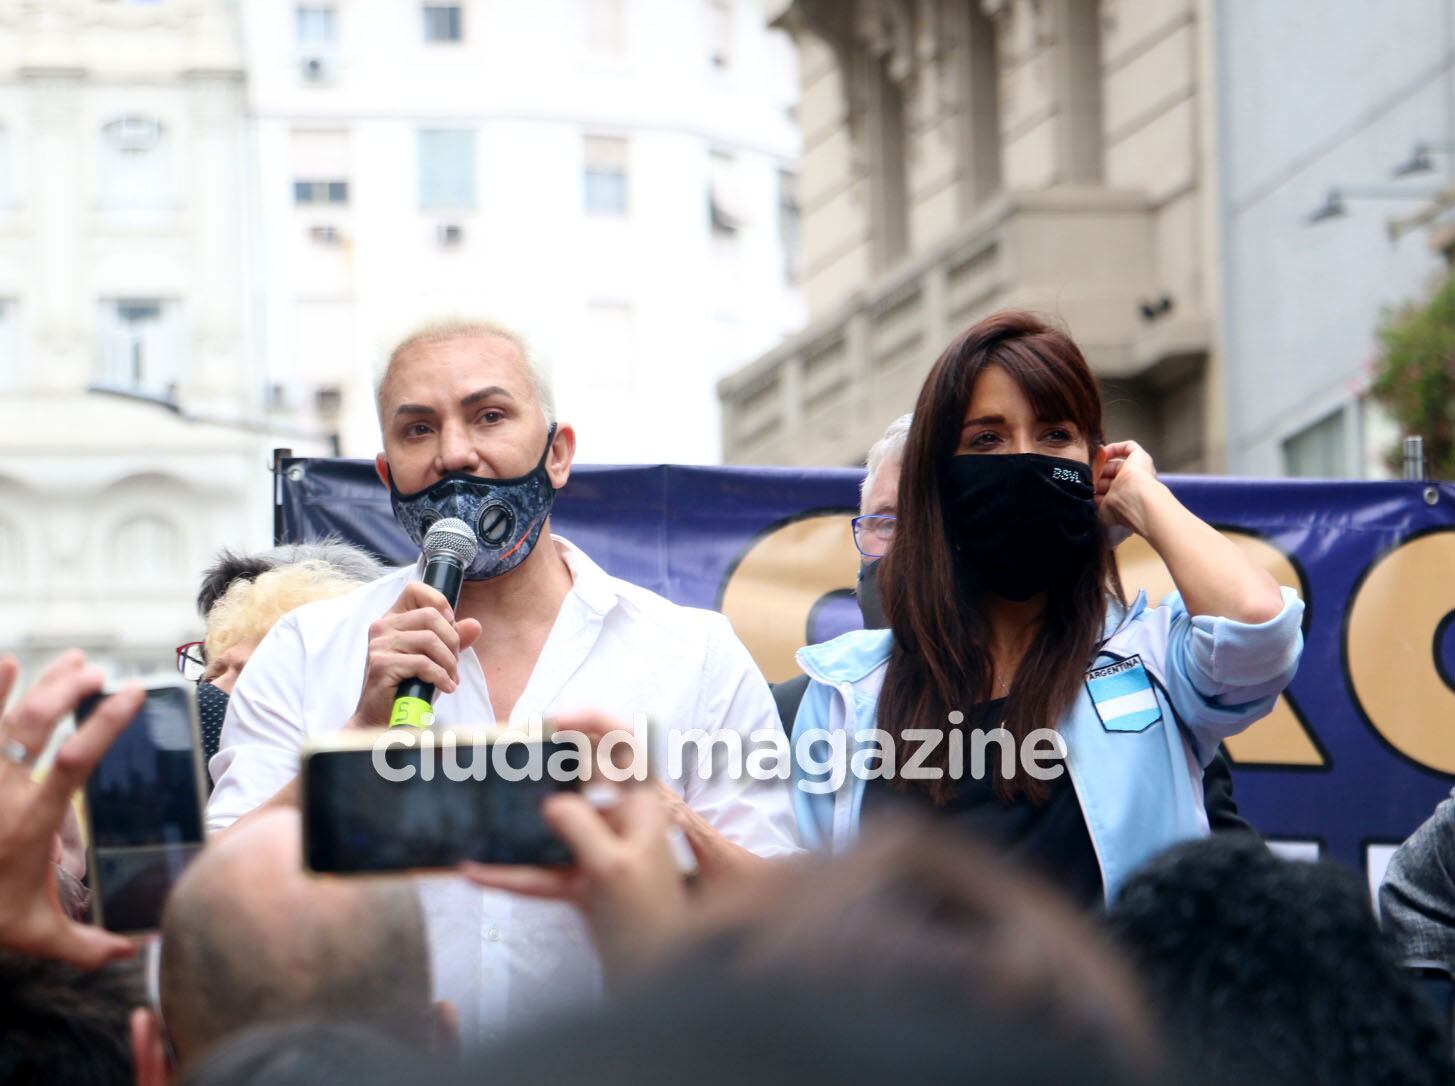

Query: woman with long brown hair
[[790, 310, 1303, 906]]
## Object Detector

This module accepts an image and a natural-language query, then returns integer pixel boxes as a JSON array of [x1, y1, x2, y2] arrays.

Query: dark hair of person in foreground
[[188, 818, 1165, 1086], [481, 966, 1151, 1086], [482, 818, 1163, 1084], [1105, 834, 1452, 1086], [0, 950, 143, 1086], [669, 818, 1161, 1073], [184, 974, 1146, 1086]]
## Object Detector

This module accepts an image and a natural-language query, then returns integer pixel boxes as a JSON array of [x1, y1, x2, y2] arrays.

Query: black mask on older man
[[856, 558, 888, 630], [941, 453, 1100, 602], [196, 680, 230, 771]]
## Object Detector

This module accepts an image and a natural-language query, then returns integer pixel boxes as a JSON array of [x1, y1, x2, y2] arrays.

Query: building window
[[422, 3, 463, 42], [708, 151, 743, 237], [1282, 409, 1349, 478], [778, 169, 799, 283], [293, 180, 348, 205], [418, 129, 475, 209], [292, 130, 350, 206], [295, 4, 336, 45], [109, 515, 182, 583], [99, 115, 171, 211], [959, 2, 1003, 209], [866, 53, 908, 268], [586, 0, 626, 55], [98, 299, 180, 398], [707, 0, 732, 69], [583, 136, 628, 216], [1359, 396, 1400, 480], [1060, 0, 1104, 184]]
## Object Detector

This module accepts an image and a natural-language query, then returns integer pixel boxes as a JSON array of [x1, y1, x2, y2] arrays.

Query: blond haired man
[[206, 319, 798, 1042]]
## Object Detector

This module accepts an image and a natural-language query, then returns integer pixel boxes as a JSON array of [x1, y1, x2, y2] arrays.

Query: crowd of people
[[2, 310, 1453, 1083]]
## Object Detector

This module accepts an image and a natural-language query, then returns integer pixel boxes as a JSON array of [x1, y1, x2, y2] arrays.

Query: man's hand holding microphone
[[350, 519, 480, 731]]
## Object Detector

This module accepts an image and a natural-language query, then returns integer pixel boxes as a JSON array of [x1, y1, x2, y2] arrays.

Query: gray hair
[[195, 537, 385, 618], [376, 317, 556, 428], [265, 539, 388, 584], [860, 412, 913, 513]]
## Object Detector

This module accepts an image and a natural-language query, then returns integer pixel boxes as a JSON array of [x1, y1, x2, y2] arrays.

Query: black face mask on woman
[[941, 453, 1100, 602]]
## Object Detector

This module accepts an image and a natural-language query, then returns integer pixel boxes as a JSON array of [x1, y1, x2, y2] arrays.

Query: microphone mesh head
[[423, 518, 478, 566]]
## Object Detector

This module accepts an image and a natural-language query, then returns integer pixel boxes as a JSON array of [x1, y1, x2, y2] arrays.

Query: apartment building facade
[[242, 0, 804, 464], [1215, 0, 1453, 479], [0, 0, 278, 682], [719, 0, 1220, 471]]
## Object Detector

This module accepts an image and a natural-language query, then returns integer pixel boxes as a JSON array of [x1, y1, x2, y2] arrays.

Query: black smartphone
[[79, 681, 207, 935], [301, 730, 583, 874]]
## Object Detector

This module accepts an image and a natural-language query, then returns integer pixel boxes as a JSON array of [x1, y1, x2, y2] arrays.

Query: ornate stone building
[[0, 0, 279, 684], [719, 0, 1220, 470]]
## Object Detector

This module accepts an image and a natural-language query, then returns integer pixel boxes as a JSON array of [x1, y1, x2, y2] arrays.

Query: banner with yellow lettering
[[279, 459, 1455, 887]]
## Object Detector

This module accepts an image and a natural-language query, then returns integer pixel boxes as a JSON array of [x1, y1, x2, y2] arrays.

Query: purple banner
[[279, 459, 1455, 885]]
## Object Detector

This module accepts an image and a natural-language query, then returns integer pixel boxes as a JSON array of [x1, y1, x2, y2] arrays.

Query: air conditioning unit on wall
[[300, 55, 336, 83]]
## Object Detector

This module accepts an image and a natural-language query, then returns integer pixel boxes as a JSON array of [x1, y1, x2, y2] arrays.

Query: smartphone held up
[[301, 728, 584, 876], [78, 680, 207, 935]]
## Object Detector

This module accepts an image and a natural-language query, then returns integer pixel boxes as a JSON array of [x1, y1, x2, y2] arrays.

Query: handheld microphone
[[390, 518, 478, 728]]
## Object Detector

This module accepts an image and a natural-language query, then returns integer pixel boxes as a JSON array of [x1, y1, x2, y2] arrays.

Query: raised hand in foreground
[[459, 711, 688, 985], [0, 651, 142, 968]]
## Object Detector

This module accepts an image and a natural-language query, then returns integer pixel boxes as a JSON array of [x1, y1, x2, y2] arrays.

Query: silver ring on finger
[[0, 735, 35, 769]]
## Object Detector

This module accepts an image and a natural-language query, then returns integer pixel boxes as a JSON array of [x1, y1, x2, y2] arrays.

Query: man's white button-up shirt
[[205, 537, 799, 1040]]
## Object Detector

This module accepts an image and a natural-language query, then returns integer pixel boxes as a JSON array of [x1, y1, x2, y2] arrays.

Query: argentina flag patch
[[1086, 656, 1162, 733]]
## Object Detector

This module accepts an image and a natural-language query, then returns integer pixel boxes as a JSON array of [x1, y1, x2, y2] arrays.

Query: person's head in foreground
[[373, 318, 574, 584], [1106, 834, 1452, 1086], [175, 1020, 439, 1086], [130, 808, 443, 1083], [478, 817, 1163, 1084], [0, 951, 142, 1086]]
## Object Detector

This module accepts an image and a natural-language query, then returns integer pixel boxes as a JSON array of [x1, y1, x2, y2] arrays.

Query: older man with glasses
[[772, 414, 912, 732]]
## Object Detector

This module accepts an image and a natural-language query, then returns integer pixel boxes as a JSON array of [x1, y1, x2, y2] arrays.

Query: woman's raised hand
[[1095, 439, 1157, 543]]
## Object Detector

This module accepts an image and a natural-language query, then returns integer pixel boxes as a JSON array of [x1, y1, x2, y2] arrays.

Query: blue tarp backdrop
[[278, 457, 1455, 889]]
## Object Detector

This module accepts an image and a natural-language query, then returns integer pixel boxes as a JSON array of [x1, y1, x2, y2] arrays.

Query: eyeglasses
[[175, 641, 207, 683], [851, 514, 896, 558]]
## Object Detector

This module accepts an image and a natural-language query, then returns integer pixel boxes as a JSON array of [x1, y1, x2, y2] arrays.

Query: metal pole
[[272, 447, 293, 545], [1403, 435, 1427, 480]]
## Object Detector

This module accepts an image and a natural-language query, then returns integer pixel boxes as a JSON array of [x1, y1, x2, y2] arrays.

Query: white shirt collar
[[549, 534, 619, 617]]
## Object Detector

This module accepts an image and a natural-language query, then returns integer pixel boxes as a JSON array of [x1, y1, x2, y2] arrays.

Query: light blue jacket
[[788, 588, 1305, 902]]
